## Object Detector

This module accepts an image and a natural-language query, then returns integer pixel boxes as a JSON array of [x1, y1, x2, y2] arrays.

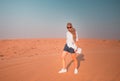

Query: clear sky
[[0, 0, 120, 39]]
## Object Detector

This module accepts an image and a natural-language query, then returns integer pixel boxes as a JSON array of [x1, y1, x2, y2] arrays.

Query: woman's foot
[[58, 68, 67, 73], [74, 68, 78, 74]]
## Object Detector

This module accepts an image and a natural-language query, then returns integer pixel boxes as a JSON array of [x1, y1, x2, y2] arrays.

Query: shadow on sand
[[66, 54, 85, 70]]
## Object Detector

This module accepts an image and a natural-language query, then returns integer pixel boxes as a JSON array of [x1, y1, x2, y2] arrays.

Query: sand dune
[[0, 38, 120, 81]]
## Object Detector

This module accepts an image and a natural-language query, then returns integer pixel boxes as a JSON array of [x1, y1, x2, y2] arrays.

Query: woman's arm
[[75, 41, 79, 47]]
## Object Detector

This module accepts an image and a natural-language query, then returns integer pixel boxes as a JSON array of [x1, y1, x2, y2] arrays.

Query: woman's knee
[[71, 54, 77, 60]]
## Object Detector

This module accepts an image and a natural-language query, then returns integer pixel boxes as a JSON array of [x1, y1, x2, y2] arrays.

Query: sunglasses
[[67, 27, 72, 29]]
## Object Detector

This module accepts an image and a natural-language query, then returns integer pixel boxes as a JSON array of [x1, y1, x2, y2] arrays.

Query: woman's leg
[[58, 51, 68, 73], [71, 53, 78, 74], [71, 53, 78, 69], [61, 51, 68, 69]]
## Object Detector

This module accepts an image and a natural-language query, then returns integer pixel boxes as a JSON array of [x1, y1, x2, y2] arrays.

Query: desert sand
[[0, 38, 120, 81]]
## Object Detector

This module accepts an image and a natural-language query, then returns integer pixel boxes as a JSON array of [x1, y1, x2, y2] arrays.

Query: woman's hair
[[67, 23, 76, 42]]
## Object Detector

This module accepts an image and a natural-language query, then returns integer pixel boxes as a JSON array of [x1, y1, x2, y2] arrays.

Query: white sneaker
[[74, 68, 78, 74], [58, 68, 67, 73]]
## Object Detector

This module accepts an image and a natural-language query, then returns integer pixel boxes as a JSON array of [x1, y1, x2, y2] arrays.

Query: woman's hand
[[74, 47, 78, 53]]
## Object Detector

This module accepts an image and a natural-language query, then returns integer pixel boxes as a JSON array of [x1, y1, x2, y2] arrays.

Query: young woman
[[58, 22, 79, 74]]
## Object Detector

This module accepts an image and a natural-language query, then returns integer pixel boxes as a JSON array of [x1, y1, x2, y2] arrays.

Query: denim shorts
[[63, 44, 75, 53]]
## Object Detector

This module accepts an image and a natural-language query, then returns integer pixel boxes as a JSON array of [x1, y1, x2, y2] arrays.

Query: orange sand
[[0, 38, 120, 81]]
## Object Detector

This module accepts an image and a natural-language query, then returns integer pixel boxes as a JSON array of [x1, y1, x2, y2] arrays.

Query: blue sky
[[0, 0, 120, 39]]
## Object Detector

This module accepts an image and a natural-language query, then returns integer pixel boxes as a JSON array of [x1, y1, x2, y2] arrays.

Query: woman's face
[[67, 24, 72, 31]]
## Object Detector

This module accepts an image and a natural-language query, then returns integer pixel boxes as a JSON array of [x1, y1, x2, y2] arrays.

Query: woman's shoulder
[[66, 31, 69, 32], [66, 31, 69, 33]]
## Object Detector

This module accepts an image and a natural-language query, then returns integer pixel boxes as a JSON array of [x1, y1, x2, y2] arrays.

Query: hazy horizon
[[0, 0, 120, 40]]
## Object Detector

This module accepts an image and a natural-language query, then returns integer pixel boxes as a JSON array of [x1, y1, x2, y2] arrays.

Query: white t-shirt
[[66, 31, 78, 50]]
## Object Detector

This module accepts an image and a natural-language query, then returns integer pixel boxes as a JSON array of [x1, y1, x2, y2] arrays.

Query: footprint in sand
[[0, 54, 5, 60]]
